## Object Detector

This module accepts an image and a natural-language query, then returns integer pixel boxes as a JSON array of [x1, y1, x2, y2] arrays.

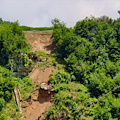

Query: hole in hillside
[[37, 82, 55, 103]]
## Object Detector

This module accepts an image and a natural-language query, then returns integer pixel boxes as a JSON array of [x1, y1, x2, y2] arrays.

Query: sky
[[0, 0, 120, 27]]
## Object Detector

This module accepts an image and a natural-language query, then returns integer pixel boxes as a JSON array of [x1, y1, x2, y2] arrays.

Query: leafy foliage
[[0, 19, 32, 120], [45, 17, 120, 119]]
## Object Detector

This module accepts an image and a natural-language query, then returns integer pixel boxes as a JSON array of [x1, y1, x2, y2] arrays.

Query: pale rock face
[[39, 82, 54, 97], [12, 53, 31, 77], [40, 82, 49, 90], [40, 82, 53, 91]]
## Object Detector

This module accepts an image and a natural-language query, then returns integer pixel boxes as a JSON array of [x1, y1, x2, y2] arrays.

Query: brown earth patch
[[22, 32, 58, 120], [25, 32, 54, 54], [22, 66, 58, 120], [22, 89, 54, 120], [29, 67, 57, 84]]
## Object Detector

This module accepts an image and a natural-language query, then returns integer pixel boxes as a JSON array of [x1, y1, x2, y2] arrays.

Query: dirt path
[[22, 32, 57, 120]]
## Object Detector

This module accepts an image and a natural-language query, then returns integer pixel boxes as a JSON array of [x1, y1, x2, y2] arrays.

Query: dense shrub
[[45, 17, 120, 119]]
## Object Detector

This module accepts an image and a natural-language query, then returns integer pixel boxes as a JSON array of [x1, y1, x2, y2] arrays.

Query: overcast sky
[[0, 0, 120, 27]]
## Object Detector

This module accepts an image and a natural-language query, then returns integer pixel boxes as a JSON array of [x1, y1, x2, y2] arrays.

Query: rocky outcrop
[[14, 88, 22, 113], [39, 82, 54, 98]]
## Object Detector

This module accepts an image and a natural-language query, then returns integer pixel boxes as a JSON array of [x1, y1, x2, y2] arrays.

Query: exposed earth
[[25, 32, 54, 54], [22, 31, 57, 120]]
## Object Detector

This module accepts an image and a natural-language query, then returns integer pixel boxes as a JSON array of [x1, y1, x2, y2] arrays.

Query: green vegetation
[[45, 17, 120, 119], [20, 25, 53, 31], [24, 30, 53, 34], [1, 15, 120, 120], [0, 18, 33, 120]]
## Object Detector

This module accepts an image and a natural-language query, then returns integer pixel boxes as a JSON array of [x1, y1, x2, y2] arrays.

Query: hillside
[[1, 16, 120, 120], [21, 31, 58, 120], [24, 31, 54, 54], [43, 17, 120, 120], [0, 20, 59, 120]]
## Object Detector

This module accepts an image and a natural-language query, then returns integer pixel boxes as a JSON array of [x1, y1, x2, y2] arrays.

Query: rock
[[41, 58, 46, 62], [39, 82, 54, 97], [40, 83, 49, 90], [39, 56, 47, 62], [21, 102, 28, 108]]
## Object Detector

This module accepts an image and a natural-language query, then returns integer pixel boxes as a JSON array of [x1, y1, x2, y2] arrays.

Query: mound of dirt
[[25, 32, 54, 54], [22, 67, 57, 120], [22, 90, 52, 120], [22, 32, 58, 120], [29, 67, 57, 84]]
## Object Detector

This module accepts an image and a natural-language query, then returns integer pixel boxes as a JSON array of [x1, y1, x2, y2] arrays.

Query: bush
[[0, 98, 5, 111], [19, 26, 53, 31], [0, 114, 8, 120], [49, 71, 73, 85], [52, 58, 57, 66], [4, 91, 12, 102]]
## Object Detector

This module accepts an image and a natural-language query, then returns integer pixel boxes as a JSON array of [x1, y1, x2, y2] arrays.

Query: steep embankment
[[22, 31, 57, 120], [22, 67, 57, 120], [24, 31, 54, 54]]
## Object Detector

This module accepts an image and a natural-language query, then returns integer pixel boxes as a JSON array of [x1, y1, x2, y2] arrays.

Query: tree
[[95, 15, 112, 24], [74, 19, 100, 40], [0, 18, 3, 24], [118, 10, 120, 18], [51, 18, 66, 29], [46, 16, 120, 119], [0, 22, 29, 65], [0, 98, 5, 111]]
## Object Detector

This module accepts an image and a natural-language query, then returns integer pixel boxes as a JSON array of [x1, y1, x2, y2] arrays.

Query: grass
[[38, 62, 47, 70], [24, 30, 53, 34], [38, 58, 51, 70], [0, 96, 21, 120], [17, 76, 33, 100], [19, 26, 53, 31]]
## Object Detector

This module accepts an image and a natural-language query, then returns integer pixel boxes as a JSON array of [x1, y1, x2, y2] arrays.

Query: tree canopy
[[0, 19, 32, 120], [45, 16, 120, 120]]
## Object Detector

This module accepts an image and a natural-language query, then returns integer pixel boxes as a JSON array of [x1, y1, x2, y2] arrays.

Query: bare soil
[[22, 32, 57, 120], [25, 32, 54, 54], [22, 67, 57, 120], [29, 67, 57, 84]]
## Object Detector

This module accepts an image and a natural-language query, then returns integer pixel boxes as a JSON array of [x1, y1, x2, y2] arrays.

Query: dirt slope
[[22, 32, 57, 120], [30, 67, 57, 84], [22, 67, 57, 120], [25, 32, 54, 54]]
